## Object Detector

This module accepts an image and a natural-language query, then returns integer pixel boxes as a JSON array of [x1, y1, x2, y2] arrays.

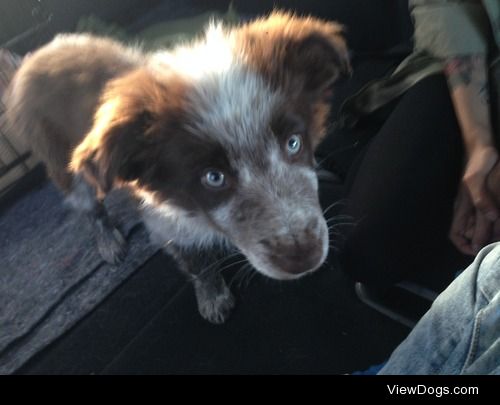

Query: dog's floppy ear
[[71, 68, 185, 196], [71, 107, 154, 195], [237, 11, 351, 95]]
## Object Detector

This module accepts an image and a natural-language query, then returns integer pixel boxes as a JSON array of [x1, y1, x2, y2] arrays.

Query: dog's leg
[[165, 243, 235, 324], [66, 174, 127, 265]]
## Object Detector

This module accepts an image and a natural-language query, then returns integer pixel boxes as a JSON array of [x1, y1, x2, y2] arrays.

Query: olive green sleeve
[[411, 0, 491, 57]]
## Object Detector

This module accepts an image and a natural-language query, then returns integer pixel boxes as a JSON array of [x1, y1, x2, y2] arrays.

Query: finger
[[449, 230, 475, 255], [464, 215, 475, 240], [450, 188, 473, 236], [471, 212, 493, 254], [450, 197, 475, 255]]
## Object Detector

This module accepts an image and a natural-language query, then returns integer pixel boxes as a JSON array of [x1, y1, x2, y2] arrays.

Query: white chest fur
[[141, 201, 228, 251]]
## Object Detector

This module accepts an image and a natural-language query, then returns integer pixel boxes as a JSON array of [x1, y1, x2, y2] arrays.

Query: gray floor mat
[[0, 182, 158, 374]]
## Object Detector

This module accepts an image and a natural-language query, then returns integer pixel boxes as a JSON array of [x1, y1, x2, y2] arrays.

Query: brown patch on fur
[[235, 11, 350, 147], [71, 68, 187, 193], [236, 11, 350, 92], [71, 68, 236, 211]]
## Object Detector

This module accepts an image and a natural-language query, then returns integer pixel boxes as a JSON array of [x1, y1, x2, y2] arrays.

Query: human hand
[[449, 185, 492, 255], [451, 149, 500, 254], [462, 143, 498, 220]]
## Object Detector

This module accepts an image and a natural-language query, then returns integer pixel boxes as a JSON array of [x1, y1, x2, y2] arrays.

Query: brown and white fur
[[5, 12, 350, 323]]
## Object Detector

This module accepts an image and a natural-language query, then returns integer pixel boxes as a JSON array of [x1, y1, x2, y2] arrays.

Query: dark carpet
[[101, 261, 410, 374], [0, 180, 158, 373]]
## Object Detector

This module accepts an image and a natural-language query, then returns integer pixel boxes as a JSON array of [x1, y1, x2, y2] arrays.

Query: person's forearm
[[444, 55, 494, 156]]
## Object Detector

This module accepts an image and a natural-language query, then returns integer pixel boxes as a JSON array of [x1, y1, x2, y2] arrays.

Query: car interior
[[0, 0, 468, 374]]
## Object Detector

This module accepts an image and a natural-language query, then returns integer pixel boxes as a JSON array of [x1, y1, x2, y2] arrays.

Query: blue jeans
[[379, 243, 500, 375]]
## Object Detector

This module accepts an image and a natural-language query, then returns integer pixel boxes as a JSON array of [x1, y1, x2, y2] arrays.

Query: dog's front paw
[[97, 227, 127, 265], [195, 283, 235, 324]]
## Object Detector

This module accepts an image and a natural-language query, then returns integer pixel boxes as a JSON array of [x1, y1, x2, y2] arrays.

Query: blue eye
[[287, 134, 302, 155], [203, 170, 226, 188]]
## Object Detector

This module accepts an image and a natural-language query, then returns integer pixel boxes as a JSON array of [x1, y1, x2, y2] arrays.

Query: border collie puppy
[[5, 12, 350, 323]]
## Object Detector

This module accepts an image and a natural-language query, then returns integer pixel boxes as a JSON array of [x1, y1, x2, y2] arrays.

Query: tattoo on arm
[[445, 54, 494, 153], [445, 55, 489, 104], [445, 56, 475, 88]]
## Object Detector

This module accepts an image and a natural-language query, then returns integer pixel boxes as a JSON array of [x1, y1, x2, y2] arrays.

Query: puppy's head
[[72, 12, 350, 280]]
